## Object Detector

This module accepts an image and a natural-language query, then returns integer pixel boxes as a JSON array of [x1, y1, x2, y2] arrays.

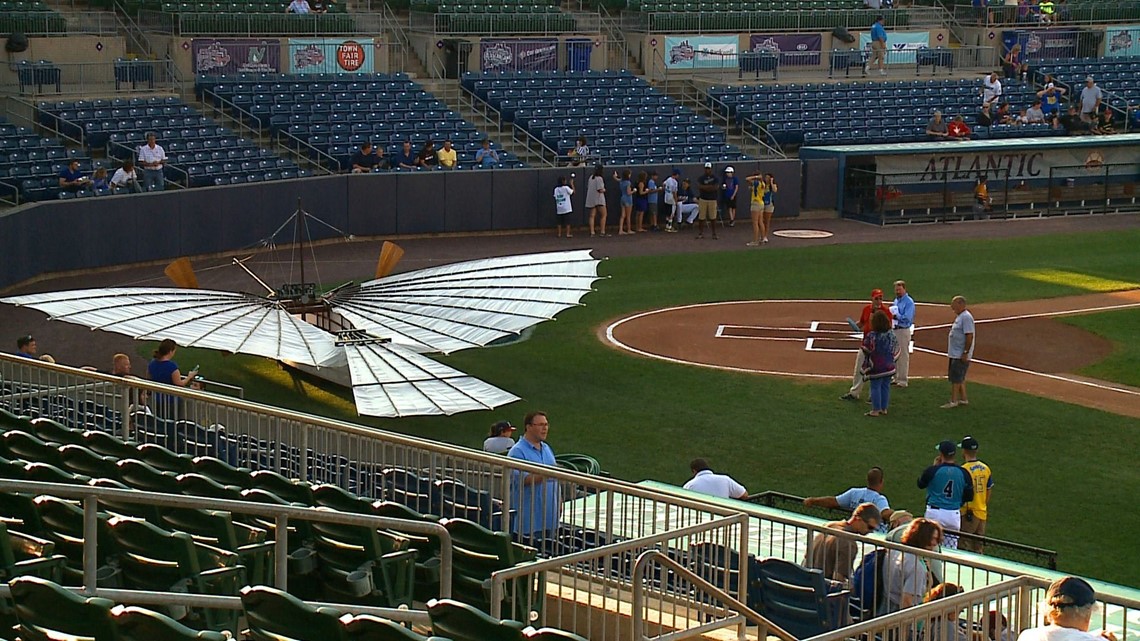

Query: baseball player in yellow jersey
[[958, 435, 993, 552], [745, 171, 767, 247]]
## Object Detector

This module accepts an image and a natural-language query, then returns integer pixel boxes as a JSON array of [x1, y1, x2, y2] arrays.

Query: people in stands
[[805, 502, 881, 585], [285, 0, 311, 12], [981, 72, 1003, 106], [1059, 106, 1085, 135], [569, 136, 590, 167], [1025, 100, 1046, 124], [883, 518, 944, 613], [436, 139, 457, 170], [585, 164, 609, 237], [868, 15, 888, 76], [926, 111, 950, 139], [553, 174, 574, 238], [682, 458, 748, 499], [977, 103, 994, 127], [110, 160, 141, 192], [483, 419, 516, 454], [943, 115, 971, 139], [922, 583, 975, 641], [720, 166, 739, 228], [395, 140, 417, 170], [1038, 0, 1055, 23], [415, 140, 438, 168], [1038, 80, 1065, 124], [308, 0, 331, 11], [147, 338, 200, 417], [14, 334, 38, 359], [138, 132, 166, 191], [919, 440, 975, 548], [350, 142, 381, 173], [508, 411, 561, 544], [615, 169, 633, 235], [91, 167, 109, 191], [1093, 109, 1116, 135], [1001, 43, 1028, 81], [1078, 76, 1103, 125], [58, 159, 90, 192], [803, 466, 894, 531], [633, 171, 649, 233], [474, 139, 499, 168], [995, 103, 1015, 125], [1016, 577, 1117, 641]]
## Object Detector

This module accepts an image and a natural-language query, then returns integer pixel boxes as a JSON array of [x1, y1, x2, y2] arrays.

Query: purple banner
[[192, 39, 281, 75], [1000, 29, 1078, 61], [480, 39, 558, 73], [749, 33, 822, 65]]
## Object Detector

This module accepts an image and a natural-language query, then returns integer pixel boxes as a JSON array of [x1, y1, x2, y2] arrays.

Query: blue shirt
[[722, 175, 739, 201], [394, 150, 417, 168], [507, 438, 560, 536], [474, 147, 498, 168], [762, 184, 775, 205], [647, 179, 659, 204], [836, 486, 891, 533], [59, 167, 84, 182], [893, 293, 915, 329], [871, 22, 887, 43], [15, 351, 35, 359], [917, 463, 974, 510]]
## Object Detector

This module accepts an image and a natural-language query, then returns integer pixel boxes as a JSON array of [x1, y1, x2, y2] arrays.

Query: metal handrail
[[741, 115, 786, 158], [632, 548, 797, 641], [0, 478, 453, 601], [275, 129, 340, 175]]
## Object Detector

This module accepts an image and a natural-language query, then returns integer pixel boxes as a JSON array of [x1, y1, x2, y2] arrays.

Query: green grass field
[[172, 228, 1140, 588], [1060, 309, 1140, 389]]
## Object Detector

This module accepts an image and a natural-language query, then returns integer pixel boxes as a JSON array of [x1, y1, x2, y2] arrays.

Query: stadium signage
[[748, 34, 822, 66], [857, 31, 930, 64], [663, 36, 739, 69], [877, 147, 1135, 183], [1000, 29, 1078, 60], [288, 38, 375, 74], [1104, 25, 1140, 57], [479, 39, 558, 73], [192, 39, 281, 75]]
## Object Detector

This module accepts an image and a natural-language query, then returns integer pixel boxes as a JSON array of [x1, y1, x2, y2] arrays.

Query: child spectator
[[553, 174, 575, 238]]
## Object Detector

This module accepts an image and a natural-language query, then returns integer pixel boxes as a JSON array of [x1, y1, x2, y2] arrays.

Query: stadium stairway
[[430, 77, 552, 167]]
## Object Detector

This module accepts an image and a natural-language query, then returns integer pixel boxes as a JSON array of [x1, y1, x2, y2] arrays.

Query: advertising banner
[[288, 38, 374, 74], [479, 39, 558, 73], [663, 36, 739, 69], [858, 30, 930, 64], [192, 39, 280, 75], [1104, 25, 1140, 57], [748, 33, 822, 66], [875, 147, 1137, 184], [1000, 29, 1078, 60]]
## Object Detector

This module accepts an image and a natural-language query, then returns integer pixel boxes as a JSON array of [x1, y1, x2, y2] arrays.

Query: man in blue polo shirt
[[891, 280, 916, 387], [14, 335, 37, 359], [508, 411, 561, 545], [869, 15, 888, 76], [917, 440, 974, 549], [803, 466, 893, 533]]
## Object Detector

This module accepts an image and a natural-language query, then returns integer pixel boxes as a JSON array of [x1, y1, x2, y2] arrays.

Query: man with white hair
[[1016, 577, 1117, 641], [981, 72, 1003, 106]]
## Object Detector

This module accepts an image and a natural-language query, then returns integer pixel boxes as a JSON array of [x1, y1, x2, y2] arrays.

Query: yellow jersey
[[750, 180, 768, 205], [961, 460, 993, 520]]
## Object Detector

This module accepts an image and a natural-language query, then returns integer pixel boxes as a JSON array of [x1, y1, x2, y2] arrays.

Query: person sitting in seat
[[947, 115, 972, 139], [91, 167, 109, 190], [436, 139, 457, 170], [350, 142, 381, 173], [285, 0, 311, 12], [58, 159, 90, 192], [110, 160, 142, 192], [926, 111, 950, 139]]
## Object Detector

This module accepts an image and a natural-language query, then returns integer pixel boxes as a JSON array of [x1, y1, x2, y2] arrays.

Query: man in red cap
[[841, 289, 893, 401]]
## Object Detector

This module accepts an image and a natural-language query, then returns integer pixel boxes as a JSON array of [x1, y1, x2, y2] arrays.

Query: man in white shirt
[[981, 72, 1003, 106], [662, 168, 680, 232], [682, 458, 748, 499], [110, 160, 142, 193], [137, 133, 166, 191], [1016, 577, 1117, 641], [285, 0, 310, 12]]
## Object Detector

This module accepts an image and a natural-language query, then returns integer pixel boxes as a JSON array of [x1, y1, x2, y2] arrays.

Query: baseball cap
[[888, 510, 914, 528], [936, 440, 957, 456], [703, 162, 713, 168], [959, 436, 979, 451], [725, 166, 735, 173], [1085, 75, 1094, 82], [871, 288, 883, 298], [490, 420, 515, 436], [1046, 577, 1096, 608], [672, 168, 681, 175]]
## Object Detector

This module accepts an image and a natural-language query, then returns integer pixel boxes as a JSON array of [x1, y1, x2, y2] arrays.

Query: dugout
[[800, 133, 1140, 224]]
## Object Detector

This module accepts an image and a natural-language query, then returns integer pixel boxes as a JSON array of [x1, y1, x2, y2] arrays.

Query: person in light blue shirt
[[869, 16, 888, 76], [474, 139, 499, 168], [891, 280, 916, 387], [804, 466, 893, 533], [507, 411, 561, 544]]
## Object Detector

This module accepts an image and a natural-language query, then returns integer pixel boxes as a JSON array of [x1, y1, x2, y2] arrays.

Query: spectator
[[436, 139, 457, 170], [886, 510, 915, 542], [308, 0, 333, 11], [350, 142, 380, 173], [91, 167, 109, 190], [585, 164, 609, 237], [662, 168, 680, 232], [678, 177, 700, 226], [883, 518, 944, 613], [137, 132, 166, 191], [569, 136, 590, 167], [944, 295, 976, 408], [862, 309, 899, 417], [508, 411, 561, 542], [1016, 577, 1117, 641], [1039, 0, 1055, 22], [926, 111, 949, 139], [1078, 76, 1103, 124], [58, 159, 90, 191], [394, 140, 417, 169], [474, 139, 499, 168], [110, 159, 141, 192], [111, 353, 133, 376], [805, 503, 881, 585], [415, 140, 438, 168], [1038, 81, 1065, 123], [1093, 109, 1116, 135], [891, 280, 915, 387], [761, 173, 777, 241], [682, 458, 748, 499], [1013, 107, 1029, 125], [869, 15, 888, 76], [647, 170, 661, 231], [695, 162, 720, 240], [803, 466, 894, 529], [919, 439, 975, 547], [633, 171, 651, 233], [958, 435, 993, 553], [721, 166, 739, 227], [14, 334, 37, 359], [147, 338, 200, 417], [948, 115, 972, 139], [745, 169, 768, 246], [614, 169, 633, 235], [483, 419, 516, 454], [996, 103, 1015, 125], [1059, 106, 1086, 135], [1025, 100, 1046, 123], [973, 175, 991, 219], [977, 103, 994, 127], [840, 289, 893, 402], [285, 0, 310, 12], [981, 72, 1003, 106], [922, 583, 975, 641], [1001, 43, 1028, 81], [553, 174, 574, 239]]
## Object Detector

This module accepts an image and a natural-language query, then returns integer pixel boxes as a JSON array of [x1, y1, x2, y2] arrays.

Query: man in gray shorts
[[942, 295, 975, 408]]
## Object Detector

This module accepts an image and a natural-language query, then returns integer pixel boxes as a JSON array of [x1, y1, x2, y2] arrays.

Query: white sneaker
[[762, 237, 769, 243], [940, 401, 959, 409], [746, 241, 759, 246], [879, 70, 887, 76], [959, 400, 969, 406]]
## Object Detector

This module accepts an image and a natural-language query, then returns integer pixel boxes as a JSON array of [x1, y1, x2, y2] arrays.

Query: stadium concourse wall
[[0, 36, 129, 89], [0, 159, 801, 291], [161, 35, 397, 78]]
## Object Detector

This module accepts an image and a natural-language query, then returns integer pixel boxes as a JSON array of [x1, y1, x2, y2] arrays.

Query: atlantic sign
[[876, 147, 1134, 183]]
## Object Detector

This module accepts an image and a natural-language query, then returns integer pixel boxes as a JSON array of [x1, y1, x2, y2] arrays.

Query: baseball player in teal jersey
[[918, 440, 974, 549]]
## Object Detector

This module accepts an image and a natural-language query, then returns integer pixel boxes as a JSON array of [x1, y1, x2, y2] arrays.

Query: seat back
[[112, 604, 228, 641], [10, 576, 119, 641], [755, 558, 844, 638], [239, 585, 348, 641], [425, 598, 527, 641]]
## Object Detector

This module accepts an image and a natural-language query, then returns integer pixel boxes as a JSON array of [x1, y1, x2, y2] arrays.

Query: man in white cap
[[721, 166, 740, 228], [1016, 577, 1116, 641], [1078, 76, 1103, 124]]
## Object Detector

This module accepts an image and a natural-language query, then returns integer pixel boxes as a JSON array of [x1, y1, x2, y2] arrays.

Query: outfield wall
[[0, 160, 801, 291]]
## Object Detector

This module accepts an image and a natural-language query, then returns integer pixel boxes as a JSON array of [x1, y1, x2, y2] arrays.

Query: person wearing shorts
[[696, 162, 719, 240], [869, 15, 888, 75], [745, 170, 767, 246], [943, 295, 975, 409], [761, 173, 777, 242]]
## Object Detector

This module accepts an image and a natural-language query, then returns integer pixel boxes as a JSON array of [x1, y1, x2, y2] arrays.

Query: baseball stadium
[[1, 2, 1140, 641]]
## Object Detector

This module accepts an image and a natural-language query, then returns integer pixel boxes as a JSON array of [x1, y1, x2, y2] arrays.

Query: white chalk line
[[912, 346, 1140, 398], [917, 300, 1140, 332]]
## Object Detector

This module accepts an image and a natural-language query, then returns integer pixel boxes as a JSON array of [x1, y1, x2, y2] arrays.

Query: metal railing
[[0, 10, 118, 36], [135, 10, 362, 37], [0, 478, 452, 623], [409, 10, 602, 36], [953, 2, 1140, 27], [380, 1, 411, 75], [2, 59, 179, 97], [621, 6, 948, 34]]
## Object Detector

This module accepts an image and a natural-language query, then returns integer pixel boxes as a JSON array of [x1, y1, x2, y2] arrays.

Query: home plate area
[[715, 321, 916, 353]]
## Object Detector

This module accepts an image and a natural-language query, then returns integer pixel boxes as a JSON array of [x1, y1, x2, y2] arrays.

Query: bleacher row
[[462, 70, 748, 164], [35, 97, 306, 190], [1035, 56, 1140, 110], [0, 118, 108, 203], [710, 77, 1055, 148], [198, 73, 525, 170]]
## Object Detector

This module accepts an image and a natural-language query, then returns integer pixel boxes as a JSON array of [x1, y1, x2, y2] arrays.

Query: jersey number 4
[[942, 479, 956, 499]]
